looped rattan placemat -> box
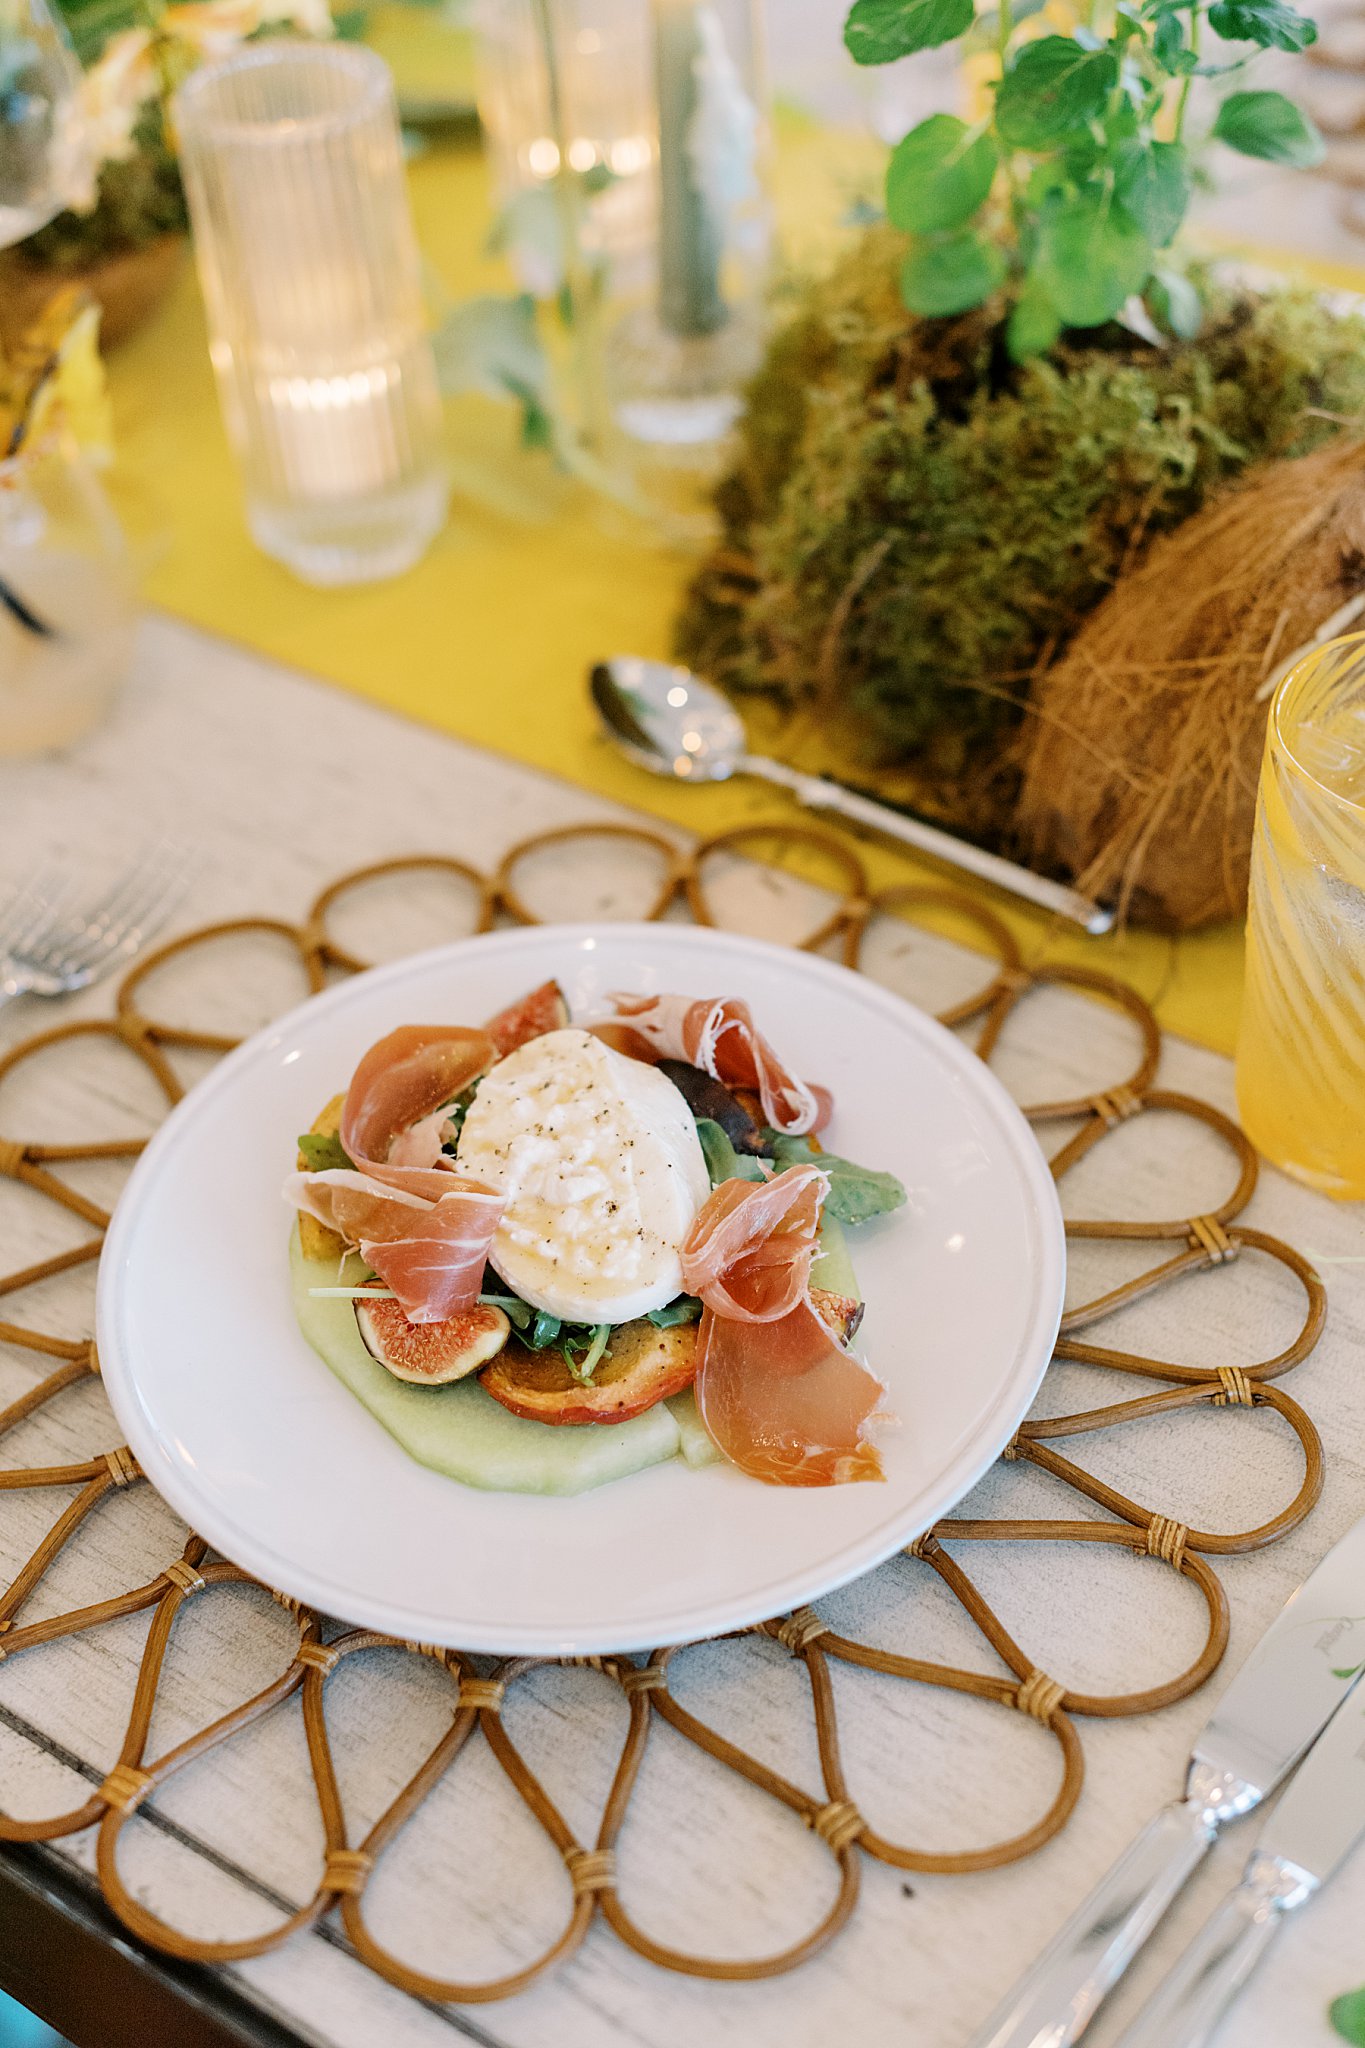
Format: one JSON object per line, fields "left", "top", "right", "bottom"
{"left": 0, "top": 821, "right": 1328, "bottom": 1998}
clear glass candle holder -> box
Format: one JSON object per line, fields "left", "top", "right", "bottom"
{"left": 474, "top": 0, "right": 771, "bottom": 489}
{"left": 175, "top": 43, "right": 448, "bottom": 588}
{"left": 0, "top": 0, "right": 82, "bottom": 249}
{"left": 0, "top": 438, "right": 136, "bottom": 756}
{"left": 1235, "top": 633, "right": 1365, "bottom": 1200}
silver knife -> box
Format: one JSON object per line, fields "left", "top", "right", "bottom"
{"left": 970, "top": 1513, "right": 1365, "bottom": 2048}
{"left": 1113, "top": 1673, "right": 1365, "bottom": 2048}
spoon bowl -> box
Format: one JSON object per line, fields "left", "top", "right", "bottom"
{"left": 591, "top": 657, "right": 745, "bottom": 783}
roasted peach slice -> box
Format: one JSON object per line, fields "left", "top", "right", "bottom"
{"left": 297, "top": 1094, "right": 347, "bottom": 1263}
{"left": 480, "top": 1319, "right": 698, "bottom": 1426}
{"left": 356, "top": 1299, "right": 510, "bottom": 1385}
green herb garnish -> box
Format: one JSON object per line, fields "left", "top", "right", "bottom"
{"left": 477, "top": 1291, "right": 534, "bottom": 1331}
{"left": 646, "top": 1296, "right": 703, "bottom": 1329}
{"left": 563, "top": 1323, "right": 613, "bottom": 1385}
{"left": 763, "top": 1131, "right": 907, "bottom": 1228}
{"left": 297, "top": 1131, "right": 353, "bottom": 1172}
{"left": 696, "top": 1118, "right": 768, "bottom": 1189}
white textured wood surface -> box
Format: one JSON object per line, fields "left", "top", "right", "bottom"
{"left": 0, "top": 614, "right": 1362, "bottom": 2048}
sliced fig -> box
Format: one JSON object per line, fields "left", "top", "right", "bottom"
{"left": 658, "top": 1059, "right": 766, "bottom": 1154}
{"left": 297, "top": 1094, "right": 347, "bottom": 1263}
{"left": 483, "top": 980, "right": 570, "bottom": 1057}
{"left": 811, "top": 1286, "right": 865, "bottom": 1347}
{"left": 356, "top": 1299, "right": 510, "bottom": 1385}
{"left": 481, "top": 1318, "right": 698, "bottom": 1426}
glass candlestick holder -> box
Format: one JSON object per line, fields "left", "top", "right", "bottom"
{"left": 473, "top": 0, "right": 771, "bottom": 508}
{"left": 176, "top": 43, "right": 447, "bottom": 588}
{"left": 0, "top": 437, "right": 136, "bottom": 757}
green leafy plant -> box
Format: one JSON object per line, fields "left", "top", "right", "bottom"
{"left": 1332, "top": 1984, "right": 1365, "bottom": 2045}
{"left": 847, "top": 0, "right": 1326, "bottom": 356}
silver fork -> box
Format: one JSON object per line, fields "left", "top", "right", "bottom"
{"left": 0, "top": 844, "right": 188, "bottom": 1015}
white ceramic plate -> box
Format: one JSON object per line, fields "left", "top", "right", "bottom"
{"left": 97, "top": 924, "right": 1064, "bottom": 1655}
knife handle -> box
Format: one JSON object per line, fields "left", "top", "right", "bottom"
{"left": 1110, "top": 1850, "right": 1317, "bottom": 2048}
{"left": 969, "top": 1792, "right": 1231, "bottom": 2048}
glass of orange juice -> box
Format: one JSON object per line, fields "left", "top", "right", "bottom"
{"left": 1236, "top": 633, "right": 1365, "bottom": 1200}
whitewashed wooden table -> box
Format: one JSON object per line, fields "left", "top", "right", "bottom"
{"left": 0, "top": 613, "right": 1362, "bottom": 2048}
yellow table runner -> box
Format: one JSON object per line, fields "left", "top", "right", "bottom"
{"left": 105, "top": 129, "right": 1362, "bottom": 1057}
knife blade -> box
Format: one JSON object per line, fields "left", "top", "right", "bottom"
{"left": 1113, "top": 1673, "right": 1365, "bottom": 2048}
{"left": 970, "top": 1512, "right": 1365, "bottom": 2048}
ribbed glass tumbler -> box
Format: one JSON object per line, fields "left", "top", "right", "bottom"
{"left": 176, "top": 43, "right": 447, "bottom": 586}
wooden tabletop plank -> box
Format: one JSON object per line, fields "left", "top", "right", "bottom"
{"left": 0, "top": 616, "right": 1361, "bottom": 2048}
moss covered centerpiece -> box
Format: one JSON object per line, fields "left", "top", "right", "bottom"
{"left": 677, "top": 0, "right": 1365, "bottom": 924}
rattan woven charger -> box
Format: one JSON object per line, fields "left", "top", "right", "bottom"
{"left": 0, "top": 821, "right": 1328, "bottom": 2001}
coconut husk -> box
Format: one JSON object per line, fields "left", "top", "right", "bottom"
{"left": 1014, "top": 433, "right": 1365, "bottom": 930}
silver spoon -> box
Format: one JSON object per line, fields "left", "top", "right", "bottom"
{"left": 591, "top": 657, "right": 1115, "bottom": 936}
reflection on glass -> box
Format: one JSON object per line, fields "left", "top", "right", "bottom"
{"left": 0, "top": 0, "right": 81, "bottom": 249}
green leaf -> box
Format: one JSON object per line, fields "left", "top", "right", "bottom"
{"left": 646, "top": 1296, "right": 704, "bottom": 1329}
{"left": 528, "top": 1309, "right": 563, "bottom": 1350}
{"left": 1114, "top": 139, "right": 1190, "bottom": 246}
{"left": 477, "top": 1290, "right": 535, "bottom": 1331}
{"left": 901, "top": 230, "right": 1007, "bottom": 316}
{"left": 1148, "top": 264, "right": 1203, "bottom": 338}
{"left": 1332, "top": 1660, "right": 1365, "bottom": 1680}
{"left": 886, "top": 115, "right": 999, "bottom": 234}
{"left": 1152, "top": 12, "right": 1199, "bottom": 71}
{"left": 695, "top": 1118, "right": 768, "bottom": 1187}
{"left": 1208, "top": 0, "right": 1316, "bottom": 49}
{"left": 995, "top": 37, "right": 1118, "bottom": 149}
{"left": 843, "top": 0, "right": 974, "bottom": 63}
{"left": 765, "top": 1133, "right": 909, "bottom": 1227}
{"left": 1007, "top": 280, "right": 1064, "bottom": 358}
{"left": 1035, "top": 188, "right": 1153, "bottom": 327}
{"left": 563, "top": 1323, "right": 612, "bottom": 1384}
{"left": 1330, "top": 1986, "right": 1365, "bottom": 2046}
{"left": 296, "top": 1131, "right": 353, "bottom": 1172}
{"left": 1212, "top": 89, "right": 1325, "bottom": 166}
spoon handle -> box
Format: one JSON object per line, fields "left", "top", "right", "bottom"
{"left": 738, "top": 753, "right": 1115, "bottom": 936}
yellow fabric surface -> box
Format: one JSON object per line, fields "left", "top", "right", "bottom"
{"left": 104, "top": 130, "right": 1359, "bottom": 1057}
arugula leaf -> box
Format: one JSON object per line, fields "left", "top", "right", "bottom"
{"left": 439, "top": 1083, "right": 481, "bottom": 1153}
{"left": 563, "top": 1323, "right": 612, "bottom": 1384}
{"left": 296, "top": 1131, "right": 353, "bottom": 1172}
{"left": 646, "top": 1296, "right": 703, "bottom": 1329}
{"left": 477, "top": 1291, "right": 534, "bottom": 1330}
{"left": 696, "top": 1118, "right": 769, "bottom": 1188}
{"left": 529, "top": 1310, "right": 563, "bottom": 1350}
{"left": 764, "top": 1133, "right": 908, "bottom": 1227}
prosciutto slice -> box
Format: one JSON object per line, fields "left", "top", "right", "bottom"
{"left": 285, "top": 1025, "right": 504, "bottom": 1324}
{"left": 604, "top": 994, "right": 831, "bottom": 1136}
{"left": 680, "top": 1166, "right": 885, "bottom": 1486}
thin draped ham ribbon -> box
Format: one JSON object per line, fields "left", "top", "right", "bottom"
{"left": 283, "top": 1025, "right": 505, "bottom": 1324}
{"left": 680, "top": 1166, "right": 885, "bottom": 1487}
{"left": 603, "top": 994, "right": 831, "bottom": 1136}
